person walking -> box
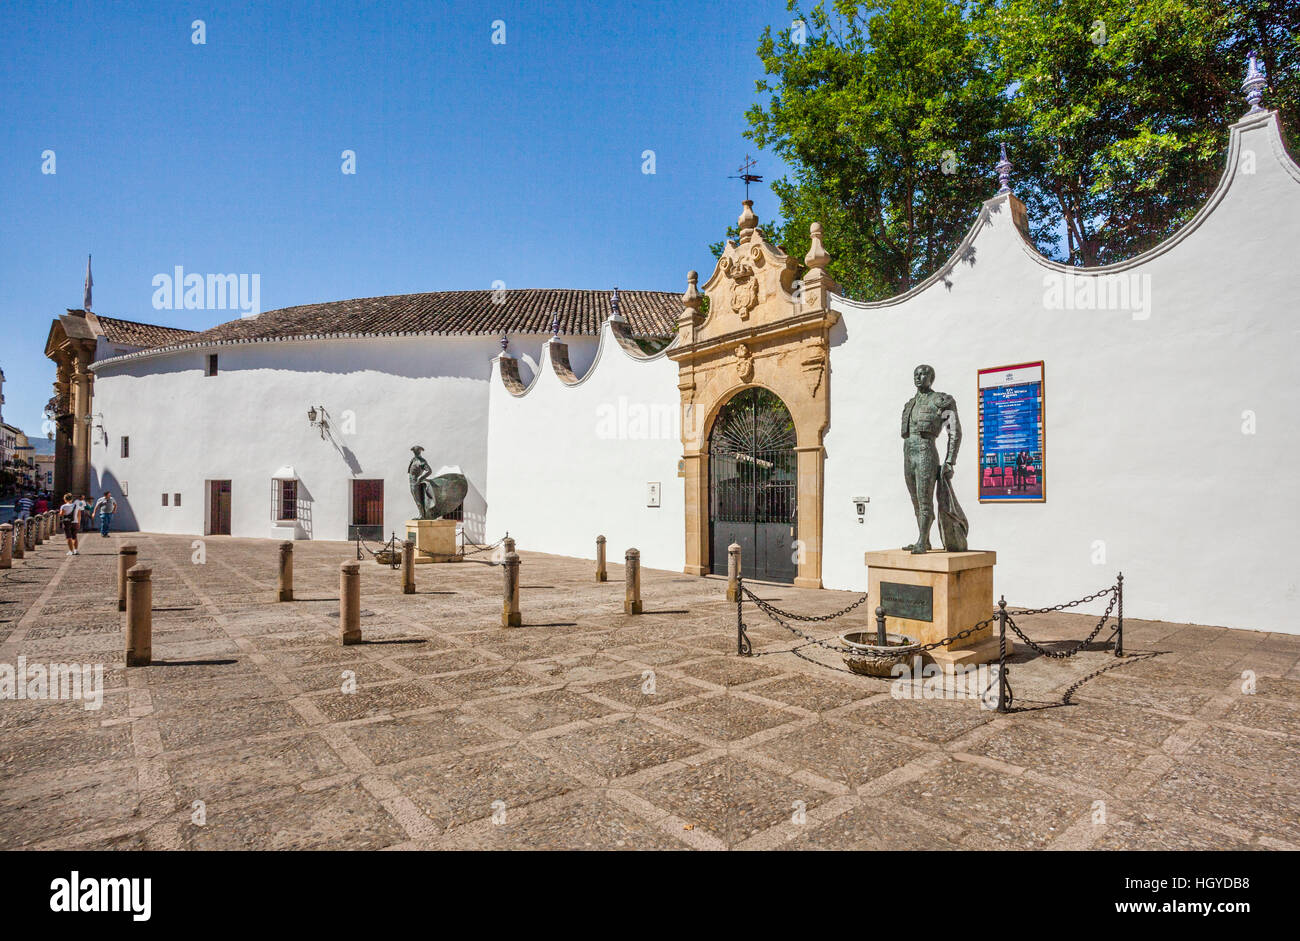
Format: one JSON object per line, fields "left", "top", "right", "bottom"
{"left": 92, "top": 491, "right": 117, "bottom": 537}
{"left": 58, "top": 492, "right": 80, "bottom": 556}
{"left": 34, "top": 493, "right": 49, "bottom": 515}
{"left": 75, "top": 494, "right": 91, "bottom": 531}
{"left": 14, "top": 491, "right": 34, "bottom": 520}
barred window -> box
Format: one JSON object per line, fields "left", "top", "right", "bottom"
{"left": 272, "top": 479, "right": 297, "bottom": 521}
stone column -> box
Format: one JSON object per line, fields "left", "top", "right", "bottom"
{"left": 340, "top": 560, "right": 362, "bottom": 644}
{"left": 624, "top": 548, "right": 642, "bottom": 614}
{"left": 595, "top": 535, "right": 607, "bottom": 582}
{"left": 401, "top": 539, "right": 415, "bottom": 594}
{"left": 117, "top": 544, "right": 138, "bottom": 611}
{"left": 726, "top": 542, "right": 741, "bottom": 602}
{"left": 278, "top": 541, "right": 293, "bottom": 602}
{"left": 681, "top": 451, "right": 708, "bottom": 576}
{"left": 502, "top": 551, "right": 521, "bottom": 627}
{"left": 125, "top": 564, "right": 153, "bottom": 667}
{"left": 70, "top": 348, "right": 93, "bottom": 497}
{"left": 794, "top": 444, "right": 825, "bottom": 589}
{"left": 52, "top": 356, "right": 71, "bottom": 497}
{"left": 0, "top": 524, "right": 11, "bottom": 569}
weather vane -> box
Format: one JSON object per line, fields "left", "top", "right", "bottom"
{"left": 729, "top": 154, "right": 763, "bottom": 200}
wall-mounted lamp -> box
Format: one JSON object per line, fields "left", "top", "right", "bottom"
{"left": 852, "top": 495, "right": 869, "bottom": 524}
{"left": 308, "top": 406, "right": 329, "bottom": 438}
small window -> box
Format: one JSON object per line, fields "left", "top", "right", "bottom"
{"left": 121, "top": 436, "right": 130, "bottom": 458}
{"left": 174, "top": 493, "right": 181, "bottom": 506}
{"left": 162, "top": 493, "right": 168, "bottom": 506}
{"left": 273, "top": 479, "right": 297, "bottom": 521}
{"left": 206, "top": 354, "right": 218, "bottom": 376}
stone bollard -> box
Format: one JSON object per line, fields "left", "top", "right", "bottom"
{"left": 12, "top": 521, "right": 24, "bottom": 560}
{"left": 502, "top": 535, "right": 516, "bottom": 557}
{"left": 726, "top": 543, "right": 742, "bottom": 602}
{"left": 595, "top": 535, "right": 607, "bottom": 582}
{"left": 624, "top": 548, "right": 642, "bottom": 615}
{"left": 340, "top": 560, "right": 362, "bottom": 645}
{"left": 0, "top": 524, "right": 11, "bottom": 569}
{"left": 42, "top": 513, "right": 51, "bottom": 540}
{"left": 502, "top": 551, "right": 521, "bottom": 627}
{"left": 117, "top": 544, "right": 138, "bottom": 612}
{"left": 24, "top": 518, "right": 36, "bottom": 552}
{"left": 278, "top": 541, "right": 294, "bottom": 602}
{"left": 125, "top": 564, "right": 153, "bottom": 667}
{"left": 33, "top": 515, "right": 44, "bottom": 546}
{"left": 402, "top": 539, "right": 415, "bottom": 594}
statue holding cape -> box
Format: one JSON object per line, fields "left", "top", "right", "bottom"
{"left": 408, "top": 446, "right": 469, "bottom": 520}
{"left": 900, "top": 365, "right": 969, "bottom": 553}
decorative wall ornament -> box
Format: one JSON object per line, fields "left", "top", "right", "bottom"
{"left": 736, "top": 343, "right": 754, "bottom": 382}
{"left": 730, "top": 264, "right": 759, "bottom": 319}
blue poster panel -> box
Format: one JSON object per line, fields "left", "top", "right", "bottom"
{"left": 977, "top": 361, "right": 1045, "bottom": 502}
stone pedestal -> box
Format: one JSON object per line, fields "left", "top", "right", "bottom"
{"left": 863, "top": 549, "right": 1010, "bottom": 670}
{"left": 405, "top": 519, "right": 462, "bottom": 564}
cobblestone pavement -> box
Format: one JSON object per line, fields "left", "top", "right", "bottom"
{"left": 2, "top": 533, "right": 1298, "bottom": 850}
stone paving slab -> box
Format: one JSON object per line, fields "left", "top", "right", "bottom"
{"left": 1, "top": 533, "right": 1298, "bottom": 850}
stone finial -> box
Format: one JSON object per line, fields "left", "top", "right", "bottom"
{"left": 500, "top": 333, "right": 509, "bottom": 353}
{"left": 609, "top": 286, "right": 625, "bottom": 323}
{"left": 682, "top": 270, "right": 702, "bottom": 313}
{"left": 550, "top": 314, "right": 560, "bottom": 340}
{"left": 995, "top": 143, "right": 1012, "bottom": 195}
{"left": 804, "top": 222, "right": 831, "bottom": 269}
{"left": 738, "top": 200, "right": 758, "bottom": 239}
{"left": 1243, "top": 50, "right": 1267, "bottom": 113}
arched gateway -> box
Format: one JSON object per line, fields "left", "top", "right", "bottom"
{"left": 709, "top": 387, "right": 797, "bottom": 583}
{"left": 669, "top": 201, "right": 839, "bottom": 589}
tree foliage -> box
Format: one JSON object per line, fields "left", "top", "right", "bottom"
{"left": 740, "top": 0, "right": 1299, "bottom": 299}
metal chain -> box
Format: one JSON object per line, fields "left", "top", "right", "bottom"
{"left": 1005, "top": 589, "right": 1118, "bottom": 660}
{"left": 744, "top": 590, "right": 871, "bottom": 623}
{"left": 1009, "top": 585, "right": 1115, "bottom": 617}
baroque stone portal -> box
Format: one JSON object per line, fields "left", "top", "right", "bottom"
{"left": 900, "top": 365, "right": 969, "bottom": 553}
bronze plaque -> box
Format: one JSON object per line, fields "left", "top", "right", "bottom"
{"left": 881, "top": 582, "right": 933, "bottom": 622}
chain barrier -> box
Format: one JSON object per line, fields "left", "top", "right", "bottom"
{"left": 1005, "top": 588, "right": 1118, "bottom": 660}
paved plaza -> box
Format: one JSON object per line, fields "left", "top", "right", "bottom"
{"left": 1, "top": 534, "right": 1298, "bottom": 851}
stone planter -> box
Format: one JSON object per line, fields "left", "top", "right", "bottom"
{"left": 840, "top": 630, "right": 920, "bottom": 677}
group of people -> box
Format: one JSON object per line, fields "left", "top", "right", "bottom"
{"left": 11, "top": 489, "right": 118, "bottom": 556}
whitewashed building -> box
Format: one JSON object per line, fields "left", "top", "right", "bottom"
{"left": 44, "top": 103, "right": 1300, "bottom": 634}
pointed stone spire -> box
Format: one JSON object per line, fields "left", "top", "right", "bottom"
{"left": 737, "top": 200, "right": 758, "bottom": 240}
{"left": 549, "top": 314, "right": 560, "bottom": 340}
{"left": 499, "top": 333, "right": 509, "bottom": 354}
{"left": 679, "top": 270, "right": 703, "bottom": 332}
{"left": 608, "top": 286, "right": 625, "bottom": 323}
{"left": 83, "top": 254, "right": 93, "bottom": 311}
{"left": 804, "top": 223, "right": 831, "bottom": 270}
{"left": 1243, "top": 50, "right": 1267, "bottom": 114}
{"left": 995, "top": 143, "right": 1012, "bottom": 195}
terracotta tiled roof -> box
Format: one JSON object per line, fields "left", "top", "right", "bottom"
{"left": 92, "top": 314, "right": 197, "bottom": 349}
{"left": 155, "top": 289, "right": 680, "bottom": 352}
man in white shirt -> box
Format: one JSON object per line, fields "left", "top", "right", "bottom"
{"left": 92, "top": 491, "right": 118, "bottom": 538}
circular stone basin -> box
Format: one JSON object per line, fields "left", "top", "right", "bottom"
{"left": 840, "top": 630, "right": 920, "bottom": 677}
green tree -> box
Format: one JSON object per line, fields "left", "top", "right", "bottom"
{"left": 741, "top": 0, "right": 1299, "bottom": 296}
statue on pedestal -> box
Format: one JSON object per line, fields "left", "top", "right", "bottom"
{"left": 900, "top": 365, "right": 968, "bottom": 553}
{"left": 408, "top": 446, "right": 468, "bottom": 520}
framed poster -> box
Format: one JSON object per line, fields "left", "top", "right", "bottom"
{"left": 977, "top": 361, "right": 1045, "bottom": 502}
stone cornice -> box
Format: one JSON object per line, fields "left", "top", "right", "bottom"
{"left": 667, "top": 308, "right": 838, "bottom": 363}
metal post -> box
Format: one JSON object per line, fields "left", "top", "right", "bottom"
{"left": 117, "top": 544, "right": 137, "bottom": 612}
{"left": 736, "top": 571, "right": 750, "bottom": 655}
{"left": 1115, "top": 571, "right": 1124, "bottom": 657}
{"left": 402, "top": 539, "right": 415, "bottom": 594}
{"left": 0, "top": 524, "right": 11, "bottom": 569}
{"left": 340, "top": 560, "right": 362, "bottom": 644}
{"left": 502, "top": 550, "right": 521, "bottom": 627}
{"left": 278, "top": 541, "right": 294, "bottom": 602}
{"left": 726, "top": 542, "right": 741, "bottom": 602}
{"left": 996, "top": 595, "right": 1009, "bottom": 713}
{"left": 624, "top": 548, "right": 642, "bottom": 614}
{"left": 595, "top": 535, "right": 607, "bottom": 582}
{"left": 875, "top": 605, "right": 888, "bottom": 647}
{"left": 125, "top": 564, "right": 153, "bottom": 667}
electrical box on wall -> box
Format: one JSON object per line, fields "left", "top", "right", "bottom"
{"left": 647, "top": 482, "right": 661, "bottom": 507}
{"left": 852, "top": 495, "right": 869, "bottom": 522}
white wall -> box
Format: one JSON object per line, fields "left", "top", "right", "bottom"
{"left": 89, "top": 332, "right": 566, "bottom": 543}
{"left": 484, "top": 323, "right": 684, "bottom": 569}
{"left": 823, "top": 111, "right": 1300, "bottom": 633}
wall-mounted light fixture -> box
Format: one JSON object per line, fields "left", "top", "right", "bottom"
{"left": 308, "top": 406, "right": 330, "bottom": 438}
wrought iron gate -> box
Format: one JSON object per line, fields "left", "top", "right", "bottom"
{"left": 709, "top": 387, "right": 798, "bottom": 583}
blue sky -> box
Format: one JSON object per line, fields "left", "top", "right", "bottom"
{"left": 0, "top": 0, "right": 797, "bottom": 433}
